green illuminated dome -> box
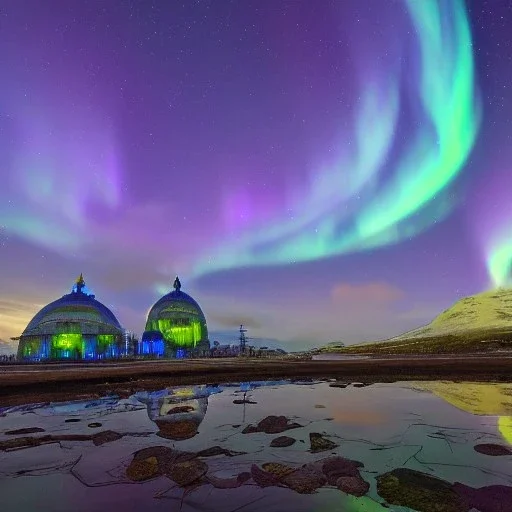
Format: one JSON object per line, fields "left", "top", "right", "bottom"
{"left": 141, "top": 276, "right": 210, "bottom": 358}
{"left": 17, "top": 274, "right": 124, "bottom": 361}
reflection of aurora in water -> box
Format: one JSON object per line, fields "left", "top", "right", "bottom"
{"left": 195, "top": 0, "right": 481, "bottom": 276}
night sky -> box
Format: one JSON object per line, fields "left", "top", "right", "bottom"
{"left": 1, "top": 0, "right": 511, "bottom": 352}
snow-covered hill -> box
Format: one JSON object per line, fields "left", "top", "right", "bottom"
{"left": 391, "top": 287, "right": 512, "bottom": 341}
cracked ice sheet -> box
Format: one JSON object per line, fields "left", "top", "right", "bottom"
{"left": 0, "top": 381, "right": 511, "bottom": 512}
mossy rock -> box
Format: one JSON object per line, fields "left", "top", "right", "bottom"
{"left": 126, "top": 456, "right": 159, "bottom": 482}
{"left": 261, "top": 462, "right": 296, "bottom": 479}
{"left": 166, "top": 459, "right": 208, "bottom": 487}
{"left": 376, "top": 469, "right": 468, "bottom": 512}
{"left": 309, "top": 432, "right": 338, "bottom": 453}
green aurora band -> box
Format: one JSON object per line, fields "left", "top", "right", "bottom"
{"left": 487, "top": 231, "right": 512, "bottom": 288}
{"left": 194, "top": 0, "right": 481, "bottom": 276}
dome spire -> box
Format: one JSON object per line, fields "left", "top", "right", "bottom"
{"left": 76, "top": 273, "right": 85, "bottom": 294}
{"left": 173, "top": 275, "right": 182, "bottom": 292}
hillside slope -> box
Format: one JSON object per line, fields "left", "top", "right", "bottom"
{"left": 392, "top": 287, "right": 512, "bottom": 340}
{"left": 324, "top": 288, "right": 512, "bottom": 354}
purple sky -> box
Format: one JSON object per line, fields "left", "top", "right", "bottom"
{"left": 0, "top": 0, "right": 511, "bottom": 352}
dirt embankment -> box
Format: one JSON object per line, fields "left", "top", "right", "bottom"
{"left": 1, "top": 356, "right": 512, "bottom": 406}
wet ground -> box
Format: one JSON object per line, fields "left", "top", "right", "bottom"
{"left": 0, "top": 380, "right": 511, "bottom": 512}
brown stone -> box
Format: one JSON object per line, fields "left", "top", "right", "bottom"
{"left": 281, "top": 468, "right": 326, "bottom": 494}
{"left": 322, "top": 456, "right": 364, "bottom": 483}
{"left": 474, "top": 443, "right": 512, "bottom": 456}
{"left": 126, "top": 457, "right": 159, "bottom": 482}
{"left": 250, "top": 464, "right": 282, "bottom": 487}
{"left": 309, "top": 432, "right": 338, "bottom": 453}
{"left": 243, "top": 415, "right": 302, "bottom": 434}
{"left": 166, "top": 459, "right": 208, "bottom": 487}
{"left": 336, "top": 475, "right": 370, "bottom": 497}
{"left": 92, "top": 430, "right": 123, "bottom": 446}
{"left": 453, "top": 482, "right": 512, "bottom": 512}
{"left": 270, "top": 436, "right": 296, "bottom": 447}
{"left": 261, "top": 462, "right": 296, "bottom": 480}
{"left": 4, "top": 427, "right": 45, "bottom": 435}
{"left": 376, "top": 468, "right": 468, "bottom": 512}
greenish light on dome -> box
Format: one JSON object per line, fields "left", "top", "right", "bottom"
{"left": 51, "top": 333, "right": 83, "bottom": 358}
{"left": 147, "top": 318, "right": 203, "bottom": 348}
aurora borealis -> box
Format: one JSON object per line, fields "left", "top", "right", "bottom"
{"left": 195, "top": 0, "right": 482, "bottom": 274}
{"left": 0, "top": 0, "right": 511, "bottom": 351}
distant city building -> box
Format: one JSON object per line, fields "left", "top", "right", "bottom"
{"left": 16, "top": 274, "right": 124, "bottom": 361}
{"left": 139, "top": 276, "right": 210, "bottom": 358}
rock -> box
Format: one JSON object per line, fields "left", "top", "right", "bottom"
{"left": 4, "top": 427, "right": 45, "bottom": 435}
{"left": 453, "top": 482, "right": 512, "bottom": 512}
{"left": 242, "top": 415, "right": 302, "bottom": 434}
{"left": 337, "top": 476, "right": 370, "bottom": 497}
{"left": 474, "top": 443, "right": 512, "bottom": 456}
{"left": 88, "top": 423, "right": 102, "bottom": 428}
{"left": 329, "top": 382, "right": 349, "bottom": 388}
{"left": 0, "top": 436, "right": 48, "bottom": 451}
{"left": 353, "top": 383, "right": 370, "bottom": 388}
{"left": 270, "top": 436, "right": 296, "bottom": 447}
{"left": 261, "top": 463, "right": 296, "bottom": 480}
{"left": 126, "top": 457, "right": 159, "bottom": 481}
{"left": 322, "top": 456, "right": 364, "bottom": 483}
{"left": 257, "top": 415, "right": 302, "bottom": 434}
{"left": 376, "top": 468, "right": 468, "bottom": 512}
{"left": 281, "top": 468, "right": 326, "bottom": 494}
{"left": 127, "top": 445, "right": 213, "bottom": 488}
{"left": 92, "top": 430, "right": 123, "bottom": 446}
{"left": 206, "top": 472, "right": 251, "bottom": 489}
{"left": 131, "top": 445, "right": 196, "bottom": 477}
{"left": 196, "top": 446, "right": 245, "bottom": 457}
{"left": 166, "top": 459, "right": 208, "bottom": 487}
{"left": 0, "top": 434, "right": 93, "bottom": 451}
{"left": 250, "top": 464, "right": 282, "bottom": 487}
{"left": 242, "top": 416, "right": 302, "bottom": 434}
{"left": 309, "top": 432, "right": 338, "bottom": 453}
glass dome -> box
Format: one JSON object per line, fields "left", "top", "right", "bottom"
{"left": 17, "top": 275, "right": 124, "bottom": 361}
{"left": 140, "top": 276, "right": 209, "bottom": 358}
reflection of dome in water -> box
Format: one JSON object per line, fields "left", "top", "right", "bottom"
{"left": 140, "top": 276, "right": 210, "bottom": 358}
{"left": 142, "top": 386, "right": 209, "bottom": 441}
{"left": 17, "top": 274, "right": 124, "bottom": 361}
